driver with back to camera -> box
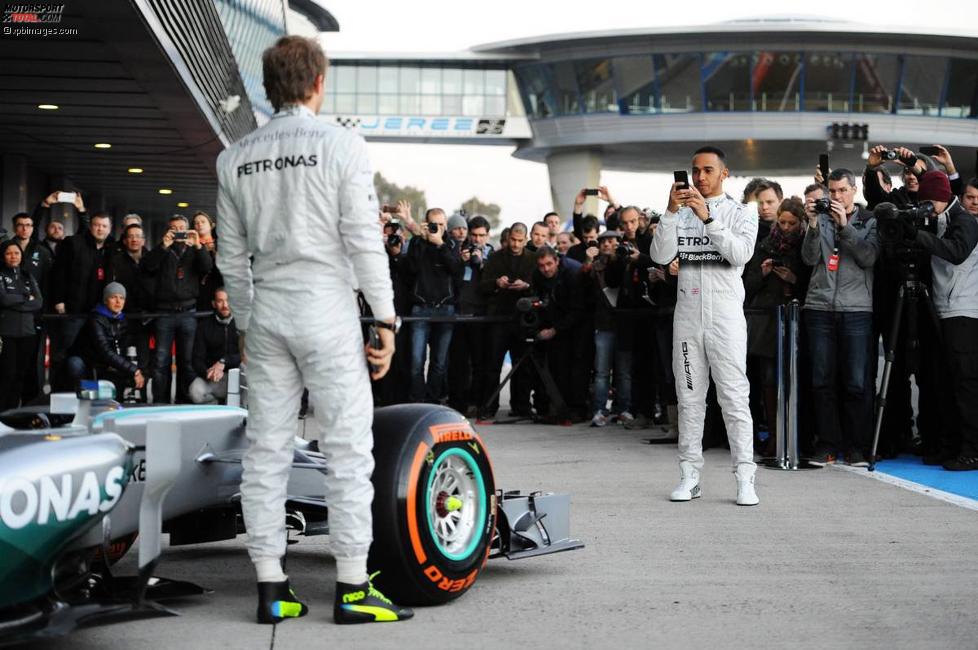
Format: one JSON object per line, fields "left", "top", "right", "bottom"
{"left": 216, "top": 36, "right": 411, "bottom": 625}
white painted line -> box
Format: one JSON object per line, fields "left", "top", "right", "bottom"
{"left": 833, "top": 464, "right": 978, "bottom": 512}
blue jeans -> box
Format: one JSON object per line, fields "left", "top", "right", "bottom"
{"left": 409, "top": 304, "right": 455, "bottom": 403}
{"left": 806, "top": 310, "right": 874, "bottom": 454}
{"left": 593, "top": 329, "right": 632, "bottom": 414}
{"left": 152, "top": 311, "right": 198, "bottom": 403}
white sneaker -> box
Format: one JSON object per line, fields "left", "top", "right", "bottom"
{"left": 669, "top": 461, "right": 701, "bottom": 501}
{"left": 590, "top": 412, "right": 609, "bottom": 427}
{"left": 617, "top": 411, "right": 635, "bottom": 425}
{"left": 735, "top": 464, "right": 759, "bottom": 506}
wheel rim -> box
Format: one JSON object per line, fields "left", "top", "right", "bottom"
{"left": 424, "top": 448, "right": 486, "bottom": 561}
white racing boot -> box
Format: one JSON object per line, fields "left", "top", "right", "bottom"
{"left": 669, "top": 461, "right": 701, "bottom": 501}
{"left": 735, "top": 464, "right": 759, "bottom": 506}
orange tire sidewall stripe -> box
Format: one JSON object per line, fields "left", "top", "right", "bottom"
{"left": 406, "top": 441, "right": 430, "bottom": 565}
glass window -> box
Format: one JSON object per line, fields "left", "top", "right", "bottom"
{"left": 378, "top": 94, "right": 399, "bottom": 115}
{"left": 378, "top": 66, "right": 399, "bottom": 93}
{"left": 421, "top": 68, "right": 441, "bottom": 94}
{"left": 335, "top": 94, "right": 355, "bottom": 114}
{"left": 334, "top": 66, "right": 356, "bottom": 93}
{"left": 752, "top": 51, "right": 802, "bottom": 112}
{"left": 325, "top": 68, "right": 337, "bottom": 94}
{"left": 485, "top": 70, "right": 507, "bottom": 95}
{"left": 614, "top": 56, "right": 656, "bottom": 114}
{"left": 943, "top": 58, "right": 978, "bottom": 118}
{"left": 462, "top": 95, "right": 484, "bottom": 116}
{"left": 399, "top": 94, "right": 420, "bottom": 114}
{"left": 356, "top": 66, "right": 377, "bottom": 94}
{"left": 804, "top": 52, "right": 853, "bottom": 112}
{"left": 464, "top": 68, "right": 485, "bottom": 95}
{"left": 443, "top": 68, "right": 463, "bottom": 94}
{"left": 654, "top": 53, "right": 702, "bottom": 113}
{"left": 421, "top": 95, "right": 441, "bottom": 115}
{"left": 515, "top": 64, "right": 554, "bottom": 118}
{"left": 484, "top": 96, "right": 506, "bottom": 116}
{"left": 898, "top": 55, "right": 944, "bottom": 116}
{"left": 321, "top": 93, "right": 335, "bottom": 114}
{"left": 852, "top": 53, "right": 900, "bottom": 113}
{"left": 399, "top": 67, "right": 420, "bottom": 95}
{"left": 442, "top": 95, "right": 462, "bottom": 115}
{"left": 356, "top": 94, "right": 377, "bottom": 114}
{"left": 552, "top": 62, "right": 580, "bottom": 115}
{"left": 703, "top": 52, "right": 751, "bottom": 112}
{"left": 575, "top": 59, "right": 617, "bottom": 113}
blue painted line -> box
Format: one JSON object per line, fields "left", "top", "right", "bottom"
{"left": 874, "top": 456, "right": 978, "bottom": 501}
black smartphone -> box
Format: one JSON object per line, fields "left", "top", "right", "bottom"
{"left": 368, "top": 325, "right": 381, "bottom": 375}
{"left": 673, "top": 170, "right": 689, "bottom": 189}
{"left": 584, "top": 188, "right": 600, "bottom": 196}
{"left": 818, "top": 154, "right": 829, "bottom": 182}
{"left": 919, "top": 146, "right": 941, "bottom": 156}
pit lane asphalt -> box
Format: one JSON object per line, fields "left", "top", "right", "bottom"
{"left": 32, "top": 419, "right": 978, "bottom": 650}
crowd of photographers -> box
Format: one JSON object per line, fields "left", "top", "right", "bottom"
{"left": 2, "top": 142, "right": 977, "bottom": 472}
{"left": 0, "top": 196, "right": 240, "bottom": 406}
{"left": 372, "top": 143, "right": 978, "bottom": 472}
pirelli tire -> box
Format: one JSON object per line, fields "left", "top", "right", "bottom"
{"left": 369, "top": 404, "right": 495, "bottom": 606}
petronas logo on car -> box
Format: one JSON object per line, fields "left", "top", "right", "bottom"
{"left": 0, "top": 467, "right": 126, "bottom": 530}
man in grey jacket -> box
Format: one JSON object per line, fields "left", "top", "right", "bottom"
{"left": 911, "top": 171, "right": 978, "bottom": 470}
{"left": 802, "top": 168, "right": 880, "bottom": 466}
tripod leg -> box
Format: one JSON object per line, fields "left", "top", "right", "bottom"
{"left": 481, "top": 348, "right": 530, "bottom": 418}
{"left": 870, "top": 286, "right": 905, "bottom": 471}
{"left": 530, "top": 349, "right": 569, "bottom": 421}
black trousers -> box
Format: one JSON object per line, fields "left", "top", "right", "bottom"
{"left": 447, "top": 321, "right": 491, "bottom": 413}
{"left": 940, "top": 317, "right": 978, "bottom": 458}
{"left": 0, "top": 334, "right": 38, "bottom": 411}
{"left": 483, "top": 323, "right": 532, "bottom": 417}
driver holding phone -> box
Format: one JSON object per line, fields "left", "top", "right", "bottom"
{"left": 650, "top": 146, "right": 760, "bottom": 506}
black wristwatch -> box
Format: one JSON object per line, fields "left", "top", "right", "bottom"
{"left": 374, "top": 317, "right": 402, "bottom": 334}
{"left": 702, "top": 217, "right": 714, "bottom": 225}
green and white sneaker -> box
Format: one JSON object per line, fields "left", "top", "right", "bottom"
{"left": 256, "top": 580, "right": 309, "bottom": 624}
{"left": 334, "top": 572, "right": 414, "bottom": 624}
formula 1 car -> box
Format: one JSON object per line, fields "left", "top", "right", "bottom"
{"left": 0, "top": 379, "right": 582, "bottom": 646}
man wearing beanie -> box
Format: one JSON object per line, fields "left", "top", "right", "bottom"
{"left": 65, "top": 281, "right": 145, "bottom": 397}
{"left": 911, "top": 170, "right": 978, "bottom": 470}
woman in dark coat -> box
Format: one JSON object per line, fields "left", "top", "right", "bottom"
{"left": 743, "top": 197, "right": 810, "bottom": 453}
{"left": 0, "top": 239, "right": 43, "bottom": 409}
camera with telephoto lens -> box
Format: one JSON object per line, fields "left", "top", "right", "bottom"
{"left": 814, "top": 198, "right": 832, "bottom": 214}
{"left": 874, "top": 201, "right": 936, "bottom": 245}
{"left": 386, "top": 233, "right": 402, "bottom": 248}
{"left": 615, "top": 242, "right": 635, "bottom": 260}
{"left": 516, "top": 296, "right": 549, "bottom": 332}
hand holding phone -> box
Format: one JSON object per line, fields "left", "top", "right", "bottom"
{"left": 56, "top": 192, "right": 77, "bottom": 204}
{"left": 818, "top": 154, "right": 830, "bottom": 184}
{"left": 673, "top": 171, "right": 689, "bottom": 190}
{"left": 584, "top": 188, "right": 600, "bottom": 196}
{"left": 919, "top": 146, "right": 941, "bottom": 156}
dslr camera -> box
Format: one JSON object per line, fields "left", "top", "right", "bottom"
{"left": 814, "top": 198, "right": 832, "bottom": 214}
{"left": 615, "top": 241, "right": 635, "bottom": 260}
{"left": 873, "top": 201, "right": 936, "bottom": 245}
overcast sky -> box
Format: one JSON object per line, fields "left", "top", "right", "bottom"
{"left": 319, "top": 0, "right": 973, "bottom": 230}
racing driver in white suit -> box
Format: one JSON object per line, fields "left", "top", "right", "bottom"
{"left": 649, "top": 146, "right": 760, "bottom": 506}
{"left": 216, "top": 36, "right": 412, "bottom": 624}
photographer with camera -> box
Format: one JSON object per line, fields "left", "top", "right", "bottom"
{"left": 572, "top": 186, "right": 621, "bottom": 236}
{"left": 650, "top": 146, "right": 759, "bottom": 506}
{"left": 567, "top": 215, "right": 600, "bottom": 263}
{"left": 370, "top": 207, "right": 412, "bottom": 406}
{"left": 582, "top": 230, "right": 630, "bottom": 426}
{"left": 480, "top": 222, "right": 535, "bottom": 419}
{"left": 862, "top": 145, "right": 963, "bottom": 211}
{"left": 448, "top": 215, "right": 494, "bottom": 416}
{"left": 527, "top": 246, "right": 586, "bottom": 421}
{"left": 802, "top": 169, "right": 880, "bottom": 466}
{"left": 901, "top": 171, "right": 978, "bottom": 470}
{"left": 143, "top": 213, "right": 213, "bottom": 403}
{"left": 743, "top": 197, "right": 810, "bottom": 455}
{"left": 405, "top": 207, "right": 462, "bottom": 404}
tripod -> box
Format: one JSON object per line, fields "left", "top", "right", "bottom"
{"left": 481, "top": 334, "right": 568, "bottom": 422}
{"left": 869, "top": 274, "right": 942, "bottom": 471}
